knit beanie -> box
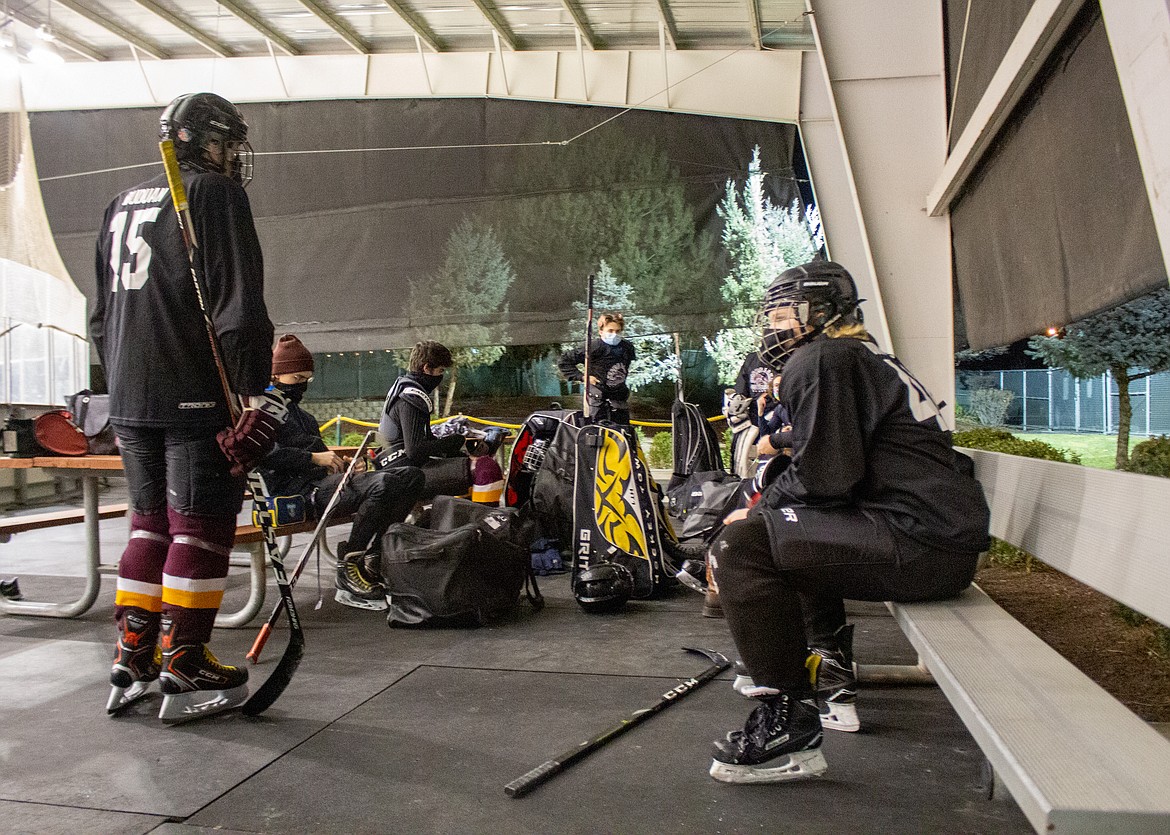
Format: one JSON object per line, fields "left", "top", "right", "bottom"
{"left": 272, "top": 334, "right": 314, "bottom": 376}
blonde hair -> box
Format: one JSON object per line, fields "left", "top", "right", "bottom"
{"left": 825, "top": 320, "right": 870, "bottom": 340}
{"left": 598, "top": 313, "right": 625, "bottom": 331}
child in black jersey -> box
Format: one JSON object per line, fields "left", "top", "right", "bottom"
{"left": 558, "top": 313, "right": 636, "bottom": 425}
{"left": 707, "top": 261, "right": 990, "bottom": 784}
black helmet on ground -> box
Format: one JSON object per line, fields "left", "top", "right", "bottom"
{"left": 573, "top": 562, "right": 635, "bottom": 613}
{"left": 757, "top": 260, "right": 863, "bottom": 372}
{"left": 159, "top": 92, "right": 253, "bottom": 186}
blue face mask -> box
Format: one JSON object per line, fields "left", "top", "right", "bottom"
{"left": 601, "top": 332, "right": 622, "bottom": 346}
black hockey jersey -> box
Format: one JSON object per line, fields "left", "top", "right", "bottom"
{"left": 91, "top": 169, "right": 273, "bottom": 428}
{"left": 558, "top": 338, "right": 635, "bottom": 402}
{"left": 757, "top": 335, "right": 990, "bottom": 554}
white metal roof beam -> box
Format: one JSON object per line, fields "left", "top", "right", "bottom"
{"left": 215, "top": 0, "right": 302, "bottom": 56}
{"left": 926, "top": 0, "right": 1085, "bottom": 216}
{"left": 744, "top": 0, "right": 762, "bottom": 49}
{"left": 379, "top": 0, "right": 446, "bottom": 53}
{"left": 469, "top": 0, "right": 520, "bottom": 51}
{"left": 52, "top": 0, "right": 169, "bottom": 60}
{"left": 6, "top": 8, "right": 105, "bottom": 61}
{"left": 295, "top": 0, "right": 371, "bottom": 54}
{"left": 654, "top": 0, "right": 680, "bottom": 49}
{"left": 560, "top": 0, "right": 599, "bottom": 50}
{"left": 127, "top": 0, "right": 234, "bottom": 57}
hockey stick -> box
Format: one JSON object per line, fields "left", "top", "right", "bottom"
{"left": 246, "top": 430, "right": 376, "bottom": 664}
{"left": 581, "top": 273, "right": 595, "bottom": 420}
{"left": 504, "top": 647, "right": 730, "bottom": 798}
{"left": 159, "top": 139, "right": 300, "bottom": 714}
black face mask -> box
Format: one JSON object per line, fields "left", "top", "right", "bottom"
{"left": 275, "top": 381, "right": 309, "bottom": 403}
{"left": 417, "top": 372, "right": 444, "bottom": 392}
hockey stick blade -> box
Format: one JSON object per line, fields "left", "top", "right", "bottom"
{"left": 504, "top": 647, "right": 729, "bottom": 798}
{"left": 241, "top": 471, "right": 305, "bottom": 717}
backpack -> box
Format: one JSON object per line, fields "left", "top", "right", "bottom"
{"left": 667, "top": 399, "right": 725, "bottom": 491}
{"left": 64, "top": 390, "right": 118, "bottom": 455}
{"left": 379, "top": 496, "right": 543, "bottom": 627}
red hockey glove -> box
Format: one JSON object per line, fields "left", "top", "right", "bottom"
{"left": 216, "top": 388, "right": 289, "bottom": 477}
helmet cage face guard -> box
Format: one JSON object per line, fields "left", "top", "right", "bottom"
{"left": 161, "top": 94, "right": 253, "bottom": 187}
{"left": 756, "top": 274, "right": 856, "bottom": 372}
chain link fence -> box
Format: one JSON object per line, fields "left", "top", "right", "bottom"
{"left": 956, "top": 369, "right": 1170, "bottom": 435}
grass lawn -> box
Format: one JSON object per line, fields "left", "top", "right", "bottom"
{"left": 1013, "top": 432, "right": 1142, "bottom": 470}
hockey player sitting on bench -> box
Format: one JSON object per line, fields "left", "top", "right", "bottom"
{"left": 376, "top": 341, "right": 473, "bottom": 500}
{"left": 259, "top": 335, "right": 424, "bottom": 611}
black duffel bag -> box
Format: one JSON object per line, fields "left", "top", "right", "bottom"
{"left": 379, "top": 496, "right": 543, "bottom": 627}
{"left": 666, "top": 469, "right": 743, "bottom": 542}
{"left": 65, "top": 390, "right": 118, "bottom": 455}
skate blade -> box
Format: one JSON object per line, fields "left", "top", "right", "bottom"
{"left": 106, "top": 680, "right": 154, "bottom": 715}
{"left": 821, "top": 701, "right": 860, "bottom": 732}
{"left": 675, "top": 569, "right": 708, "bottom": 594}
{"left": 709, "top": 748, "right": 828, "bottom": 784}
{"left": 732, "top": 674, "right": 754, "bottom": 697}
{"left": 159, "top": 684, "right": 249, "bottom": 724}
{"left": 333, "top": 589, "right": 389, "bottom": 611}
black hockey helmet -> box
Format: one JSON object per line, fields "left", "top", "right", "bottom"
{"left": 573, "top": 562, "right": 634, "bottom": 613}
{"left": 757, "top": 260, "right": 862, "bottom": 371}
{"left": 159, "top": 92, "right": 253, "bottom": 186}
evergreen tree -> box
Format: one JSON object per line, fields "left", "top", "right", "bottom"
{"left": 1027, "top": 288, "right": 1170, "bottom": 468}
{"left": 494, "top": 128, "right": 719, "bottom": 325}
{"left": 705, "top": 147, "right": 821, "bottom": 382}
{"left": 559, "top": 260, "right": 676, "bottom": 392}
{"left": 407, "top": 217, "right": 515, "bottom": 415}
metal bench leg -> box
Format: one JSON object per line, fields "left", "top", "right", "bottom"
{"left": 215, "top": 541, "right": 267, "bottom": 628}
{"left": 0, "top": 475, "right": 104, "bottom": 618}
{"left": 857, "top": 657, "right": 934, "bottom": 686}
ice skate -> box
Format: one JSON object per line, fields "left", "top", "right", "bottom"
{"left": 811, "top": 625, "right": 859, "bottom": 732}
{"left": 709, "top": 692, "right": 827, "bottom": 783}
{"left": 158, "top": 643, "right": 249, "bottom": 724}
{"left": 107, "top": 609, "right": 161, "bottom": 715}
{"left": 334, "top": 542, "right": 388, "bottom": 611}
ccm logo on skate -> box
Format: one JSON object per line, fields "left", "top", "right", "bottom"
{"left": 664, "top": 678, "right": 699, "bottom": 699}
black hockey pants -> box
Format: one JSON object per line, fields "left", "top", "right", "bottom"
{"left": 711, "top": 508, "right": 978, "bottom": 694}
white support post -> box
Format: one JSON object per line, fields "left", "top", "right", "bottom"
{"left": 415, "top": 34, "right": 433, "bottom": 95}
{"left": 576, "top": 30, "right": 588, "bottom": 102}
{"left": 493, "top": 30, "right": 510, "bottom": 96}
{"left": 1099, "top": 0, "right": 1170, "bottom": 290}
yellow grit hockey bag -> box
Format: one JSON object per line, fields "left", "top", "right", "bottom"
{"left": 570, "top": 423, "right": 682, "bottom": 612}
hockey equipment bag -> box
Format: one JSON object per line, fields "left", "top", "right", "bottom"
{"left": 65, "top": 390, "right": 118, "bottom": 455}
{"left": 570, "top": 423, "right": 682, "bottom": 608}
{"left": 529, "top": 416, "right": 582, "bottom": 548}
{"left": 380, "top": 495, "right": 543, "bottom": 627}
{"left": 668, "top": 399, "right": 724, "bottom": 490}
{"left": 504, "top": 407, "right": 578, "bottom": 509}
{"left": 666, "top": 469, "right": 743, "bottom": 543}
{"left": 33, "top": 410, "right": 88, "bottom": 456}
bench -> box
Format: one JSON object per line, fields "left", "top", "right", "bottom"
{"left": 0, "top": 503, "right": 130, "bottom": 542}
{"left": 880, "top": 450, "right": 1170, "bottom": 833}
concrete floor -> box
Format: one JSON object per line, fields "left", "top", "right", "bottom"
{"left": 0, "top": 483, "right": 1032, "bottom": 834}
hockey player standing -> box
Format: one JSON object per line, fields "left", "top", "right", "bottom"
{"left": 557, "top": 312, "right": 635, "bottom": 425}
{"left": 707, "top": 261, "right": 990, "bottom": 783}
{"left": 94, "top": 93, "right": 283, "bottom": 722}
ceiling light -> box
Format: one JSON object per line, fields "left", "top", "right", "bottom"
{"left": 35, "top": 24, "right": 55, "bottom": 42}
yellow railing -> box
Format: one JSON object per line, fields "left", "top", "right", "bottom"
{"left": 317, "top": 411, "right": 724, "bottom": 441}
